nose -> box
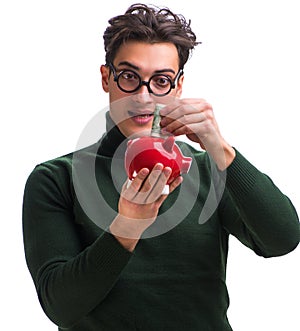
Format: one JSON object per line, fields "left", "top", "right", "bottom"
{"left": 133, "top": 83, "right": 153, "bottom": 104}
{"left": 139, "top": 81, "right": 151, "bottom": 94}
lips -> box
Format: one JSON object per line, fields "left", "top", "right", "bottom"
{"left": 128, "top": 110, "right": 154, "bottom": 125}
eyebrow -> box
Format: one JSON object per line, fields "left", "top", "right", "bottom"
{"left": 117, "top": 61, "right": 176, "bottom": 75}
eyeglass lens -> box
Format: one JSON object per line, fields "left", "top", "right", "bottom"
{"left": 117, "top": 70, "right": 172, "bottom": 95}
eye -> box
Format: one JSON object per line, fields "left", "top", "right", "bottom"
{"left": 152, "top": 75, "right": 171, "bottom": 88}
{"left": 120, "top": 71, "right": 139, "bottom": 82}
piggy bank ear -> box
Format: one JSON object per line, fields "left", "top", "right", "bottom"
{"left": 162, "top": 136, "right": 175, "bottom": 153}
{"left": 127, "top": 140, "right": 133, "bottom": 147}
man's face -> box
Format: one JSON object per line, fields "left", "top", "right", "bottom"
{"left": 100, "top": 41, "right": 183, "bottom": 137}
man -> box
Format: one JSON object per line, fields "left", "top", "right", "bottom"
{"left": 23, "top": 4, "right": 299, "bottom": 330}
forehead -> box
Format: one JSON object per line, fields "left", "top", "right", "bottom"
{"left": 113, "top": 41, "right": 180, "bottom": 72}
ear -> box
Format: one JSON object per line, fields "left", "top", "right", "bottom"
{"left": 100, "top": 65, "right": 110, "bottom": 93}
{"left": 175, "top": 74, "right": 184, "bottom": 98}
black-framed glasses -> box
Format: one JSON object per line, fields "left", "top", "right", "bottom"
{"left": 108, "top": 63, "right": 183, "bottom": 97}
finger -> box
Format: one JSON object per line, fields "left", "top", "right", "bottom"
{"left": 144, "top": 166, "right": 172, "bottom": 203}
{"left": 137, "top": 163, "right": 162, "bottom": 191}
{"left": 160, "top": 98, "right": 210, "bottom": 116}
{"left": 171, "top": 122, "right": 211, "bottom": 137}
{"left": 162, "top": 113, "right": 205, "bottom": 135}
{"left": 160, "top": 105, "right": 203, "bottom": 132}
{"left": 160, "top": 100, "right": 213, "bottom": 129}
{"left": 122, "top": 168, "right": 149, "bottom": 201}
{"left": 154, "top": 175, "right": 183, "bottom": 206}
{"left": 168, "top": 175, "right": 183, "bottom": 193}
{"left": 127, "top": 163, "right": 164, "bottom": 205}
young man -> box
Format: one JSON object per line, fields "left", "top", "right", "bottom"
{"left": 23, "top": 4, "right": 299, "bottom": 330}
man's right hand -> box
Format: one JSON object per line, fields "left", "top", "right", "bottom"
{"left": 109, "top": 163, "right": 183, "bottom": 251}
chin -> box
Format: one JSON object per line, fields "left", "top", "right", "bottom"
{"left": 121, "top": 124, "right": 152, "bottom": 138}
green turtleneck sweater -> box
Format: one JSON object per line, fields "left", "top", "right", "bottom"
{"left": 22, "top": 118, "right": 299, "bottom": 331}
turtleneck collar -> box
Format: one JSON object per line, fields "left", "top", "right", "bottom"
{"left": 97, "top": 112, "right": 127, "bottom": 157}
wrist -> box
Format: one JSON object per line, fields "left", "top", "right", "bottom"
{"left": 220, "top": 143, "right": 236, "bottom": 170}
{"left": 111, "top": 234, "right": 139, "bottom": 252}
{"left": 202, "top": 139, "right": 236, "bottom": 171}
{"left": 109, "top": 214, "right": 152, "bottom": 251}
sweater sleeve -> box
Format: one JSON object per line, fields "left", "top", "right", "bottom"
{"left": 220, "top": 149, "right": 300, "bottom": 257}
{"left": 22, "top": 163, "right": 132, "bottom": 328}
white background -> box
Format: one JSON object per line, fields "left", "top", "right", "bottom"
{"left": 1, "top": 0, "right": 299, "bottom": 330}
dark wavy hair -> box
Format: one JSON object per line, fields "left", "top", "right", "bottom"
{"left": 103, "top": 3, "right": 200, "bottom": 69}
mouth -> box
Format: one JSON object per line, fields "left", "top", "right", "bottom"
{"left": 128, "top": 110, "right": 154, "bottom": 125}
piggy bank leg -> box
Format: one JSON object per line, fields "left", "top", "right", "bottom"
{"left": 161, "top": 185, "right": 169, "bottom": 195}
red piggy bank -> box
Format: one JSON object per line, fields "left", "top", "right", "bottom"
{"left": 124, "top": 135, "right": 192, "bottom": 185}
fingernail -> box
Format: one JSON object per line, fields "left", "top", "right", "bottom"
{"left": 163, "top": 167, "right": 172, "bottom": 175}
{"left": 140, "top": 168, "right": 149, "bottom": 176}
{"left": 161, "top": 127, "right": 169, "bottom": 134}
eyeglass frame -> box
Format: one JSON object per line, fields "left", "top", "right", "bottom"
{"left": 108, "top": 62, "right": 184, "bottom": 97}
